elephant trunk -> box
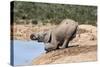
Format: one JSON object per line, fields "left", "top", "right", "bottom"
{"left": 30, "top": 34, "right": 38, "bottom": 40}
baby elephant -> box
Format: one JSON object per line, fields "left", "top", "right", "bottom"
{"left": 30, "top": 19, "right": 78, "bottom": 52}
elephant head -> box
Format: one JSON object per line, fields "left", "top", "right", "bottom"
{"left": 30, "top": 31, "right": 52, "bottom": 43}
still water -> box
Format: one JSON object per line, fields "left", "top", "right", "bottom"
{"left": 13, "top": 40, "right": 45, "bottom": 66}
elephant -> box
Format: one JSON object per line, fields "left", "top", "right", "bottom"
{"left": 30, "top": 19, "right": 79, "bottom": 52}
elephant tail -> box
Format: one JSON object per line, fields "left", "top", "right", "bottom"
{"left": 76, "top": 25, "right": 80, "bottom": 38}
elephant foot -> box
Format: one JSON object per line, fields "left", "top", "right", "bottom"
{"left": 59, "top": 46, "right": 65, "bottom": 49}
{"left": 45, "top": 48, "right": 53, "bottom": 53}
{"left": 59, "top": 45, "right": 68, "bottom": 49}
{"left": 45, "top": 47, "right": 56, "bottom": 53}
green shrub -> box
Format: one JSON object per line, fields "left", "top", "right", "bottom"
{"left": 11, "top": 1, "right": 97, "bottom": 26}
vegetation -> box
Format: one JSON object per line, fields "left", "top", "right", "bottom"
{"left": 11, "top": 1, "right": 97, "bottom": 25}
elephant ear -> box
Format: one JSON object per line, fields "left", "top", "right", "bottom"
{"left": 43, "top": 31, "right": 52, "bottom": 43}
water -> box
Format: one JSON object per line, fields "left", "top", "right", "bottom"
{"left": 12, "top": 40, "right": 45, "bottom": 66}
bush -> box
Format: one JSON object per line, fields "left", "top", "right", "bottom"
{"left": 11, "top": 1, "right": 97, "bottom": 25}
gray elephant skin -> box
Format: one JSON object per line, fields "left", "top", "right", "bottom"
{"left": 30, "top": 19, "right": 78, "bottom": 52}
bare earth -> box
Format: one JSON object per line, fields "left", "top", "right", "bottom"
{"left": 32, "top": 45, "right": 97, "bottom": 64}
{"left": 12, "top": 24, "right": 97, "bottom": 65}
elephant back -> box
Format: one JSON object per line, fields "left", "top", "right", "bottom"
{"left": 61, "top": 19, "right": 78, "bottom": 25}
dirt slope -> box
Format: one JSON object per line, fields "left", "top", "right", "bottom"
{"left": 32, "top": 24, "right": 97, "bottom": 65}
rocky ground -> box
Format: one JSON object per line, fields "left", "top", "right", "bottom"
{"left": 12, "top": 24, "right": 97, "bottom": 65}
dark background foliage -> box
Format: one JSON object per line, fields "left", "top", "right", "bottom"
{"left": 12, "top": 1, "right": 97, "bottom": 25}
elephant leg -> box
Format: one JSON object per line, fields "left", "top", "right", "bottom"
{"left": 45, "top": 43, "right": 57, "bottom": 52}
{"left": 70, "top": 26, "right": 78, "bottom": 40}
{"left": 59, "top": 39, "right": 69, "bottom": 49}
{"left": 70, "top": 32, "right": 76, "bottom": 41}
